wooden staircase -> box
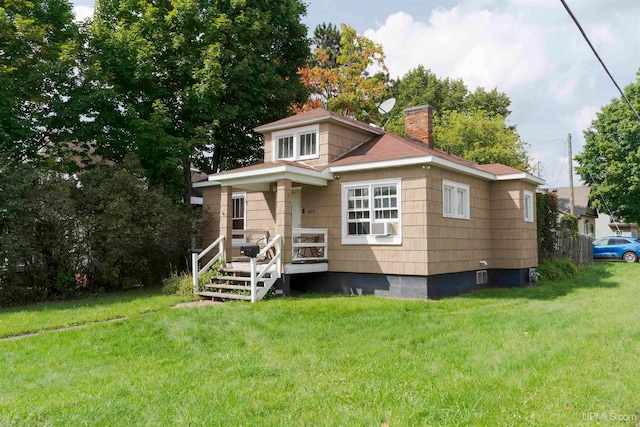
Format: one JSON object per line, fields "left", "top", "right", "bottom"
{"left": 193, "top": 234, "right": 282, "bottom": 303}
{"left": 197, "top": 262, "right": 279, "bottom": 302}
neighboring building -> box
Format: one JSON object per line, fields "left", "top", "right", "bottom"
{"left": 596, "top": 214, "right": 638, "bottom": 238}
{"left": 195, "top": 106, "right": 544, "bottom": 299}
{"left": 549, "top": 186, "right": 638, "bottom": 238}
{"left": 548, "top": 186, "right": 598, "bottom": 237}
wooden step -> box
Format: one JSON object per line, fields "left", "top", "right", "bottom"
{"left": 223, "top": 263, "right": 275, "bottom": 274}
{"left": 210, "top": 275, "right": 266, "bottom": 283}
{"left": 204, "top": 283, "right": 254, "bottom": 291}
{"left": 197, "top": 291, "right": 252, "bottom": 301}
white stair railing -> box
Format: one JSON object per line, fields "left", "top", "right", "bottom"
{"left": 250, "top": 234, "right": 282, "bottom": 303}
{"left": 191, "top": 236, "right": 225, "bottom": 293}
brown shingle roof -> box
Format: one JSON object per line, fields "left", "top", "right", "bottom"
{"left": 254, "top": 108, "right": 383, "bottom": 135}
{"left": 548, "top": 186, "right": 596, "bottom": 217}
{"left": 328, "top": 132, "right": 479, "bottom": 170}
{"left": 476, "top": 164, "right": 525, "bottom": 175}
{"left": 224, "top": 107, "right": 536, "bottom": 181}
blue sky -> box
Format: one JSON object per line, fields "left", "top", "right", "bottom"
{"left": 70, "top": 0, "right": 640, "bottom": 188}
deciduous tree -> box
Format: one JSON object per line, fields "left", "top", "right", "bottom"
{"left": 83, "top": 0, "right": 309, "bottom": 200}
{"left": 575, "top": 71, "right": 640, "bottom": 223}
{"left": 433, "top": 110, "right": 530, "bottom": 171}
{"left": 297, "top": 23, "right": 388, "bottom": 122}
{"left": 0, "top": 0, "right": 79, "bottom": 163}
{"left": 386, "top": 66, "right": 511, "bottom": 134}
{"left": 385, "top": 66, "right": 530, "bottom": 171}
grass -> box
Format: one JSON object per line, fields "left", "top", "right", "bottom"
{"left": 0, "top": 288, "right": 195, "bottom": 338}
{"left": 1, "top": 262, "right": 639, "bottom": 426}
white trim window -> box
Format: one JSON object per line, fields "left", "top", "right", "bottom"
{"left": 524, "top": 190, "right": 534, "bottom": 222}
{"left": 272, "top": 125, "right": 319, "bottom": 161}
{"left": 232, "top": 192, "right": 246, "bottom": 245}
{"left": 443, "top": 180, "right": 470, "bottom": 220}
{"left": 341, "top": 178, "right": 402, "bottom": 245}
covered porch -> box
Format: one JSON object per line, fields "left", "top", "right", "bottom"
{"left": 192, "top": 163, "right": 334, "bottom": 301}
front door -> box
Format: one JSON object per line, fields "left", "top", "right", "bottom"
{"left": 291, "top": 187, "right": 302, "bottom": 229}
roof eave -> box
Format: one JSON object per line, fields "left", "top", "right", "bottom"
{"left": 254, "top": 114, "right": 384, "bottom": 136}
{"left": 330, "top": 156, "right": 495, "bottom": 181}
{"left": 495, "top": 172, "right": 546, "bottom": 185}
{"left": 330, "top": 156, "right": 546, "bottom": 184}
{"left": 193, "top": 164, "right": 333, "bottom": 190}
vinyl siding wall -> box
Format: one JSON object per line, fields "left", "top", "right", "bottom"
{"left": 490, "top": 181, "right": 538, "bottom": 269}
{"left": 262, "top": 123, "right": 372, "bottom": 165}
{"left": 425, "top": 167, "right": 493, "bottom": 275}
{"left": 200, "top": 167, "right": 537, "bottom": 277}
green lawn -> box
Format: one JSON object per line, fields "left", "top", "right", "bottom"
{"left": 1, "top": 263, "right": 639, "bottom": 426}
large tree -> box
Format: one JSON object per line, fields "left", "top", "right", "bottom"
{"left": 387, "top": 66, "right": 529, "bottom": 170}
{"left": 297, "top": 23, "right": 388, "bottom": 122}
{"left": 433, "top": 110, "right": 530, "bottom": 171}
{"left": 575, "top": 71, "right": 640, "bottom": 223}
{"left": 0, "top": 0, "right": 79, "bottom": 163}
{"left": 386, "top": 66, "right": 511, "bottom": 134}
{"left": 82, "top": 0, "right": 310, "bottom": 200}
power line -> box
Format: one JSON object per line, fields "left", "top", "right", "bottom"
{"left": 529, "top": 138, "right": 565, "bottom": 147}
{"left": 560, "top": 0, "right": 640, "bottom": 122}
{"left": 546, "top": 139, "right": 567, "bottom": 187}
{"left": 586, "top": 169, "right": 622, "bottom": 235}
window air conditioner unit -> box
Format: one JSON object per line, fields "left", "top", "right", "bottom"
{"left": 370, "top": 222, "right": 392, "bottom": 236}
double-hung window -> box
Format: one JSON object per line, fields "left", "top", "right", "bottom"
{"left": 277, "top": 136, "right": 294, "bottom": 159}
{"left": 232, "top": 192, "right": 246, "bottom": 245}
{"left": 442, "top": 180, "right": 470, "bottom": 219}
{"left": 523, "top": 190, "right": 534, "bottom": 222}
{"left": 273, "top": 125, "right": 319, "bottom": 161}
{"left": 342, "top": 178, "right": 402, "bottom": 245}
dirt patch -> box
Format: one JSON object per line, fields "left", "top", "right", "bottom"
{"left": 173, "top": 299, "right": 222, "bottom": 309}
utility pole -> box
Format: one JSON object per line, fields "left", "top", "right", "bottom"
{"left": 568, "top": 133, "right": 575, "bottom": 215}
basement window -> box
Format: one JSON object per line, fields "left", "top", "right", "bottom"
{"left": 476, "top": 270, "right": 488, "bottom": 285}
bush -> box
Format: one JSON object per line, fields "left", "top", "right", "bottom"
{"left": 162, "top": 273, "right": 195, "bottom": 297}
{"left": 536, "top": 191, "right": 558, "bottom": 261}
{"left": 73, "top": 155, "right": 194, "bottom": 292}
{"left": 0, "top": 156, "right": 196, "bottom": 306}
{"left": 0, "top": 163, "right": 82, "bottom": 300}
{"left": 537, "top": 258, "right": 579, "bottom": 282}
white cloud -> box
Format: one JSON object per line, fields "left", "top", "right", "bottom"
{"left": 590, "top": 24, "right": 615, "bottom": 44}
{"left": 573, "top": 106, "right": 598, "bottom": 148}
{"left": 549, "top": 78, "right": 577, "bottom": 103}
{"left": 510, "top": 0, "right": 557, "bottom": 6}
{"left": 73, "top": 5, "right": 94, "bottom": 22}
{"left": 364, "top": 8, "right": 552, "bottom": 91}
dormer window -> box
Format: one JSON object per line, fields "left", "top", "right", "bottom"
{"left": 278, "top": 136, "right": 294, "bottom": 159}
{"left": 273, "top": 125, "right": 319, "bottom": 161}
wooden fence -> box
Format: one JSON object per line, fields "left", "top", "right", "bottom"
{"left": 555, "top": 232, "right": 593, "bottom": 265}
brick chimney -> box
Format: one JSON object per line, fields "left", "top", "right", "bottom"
{"left": 404, "top": 105, "right": 434, "bottom": 149}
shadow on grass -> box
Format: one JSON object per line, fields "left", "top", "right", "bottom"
{"left": 462, "top": 262, "right": 619, "bottom": 301}
{"left": 0, "top": 286, "right": 168, "bottom": 315}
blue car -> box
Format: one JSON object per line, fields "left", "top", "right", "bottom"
{"left": 593, "top": 236, "right": 640, "bottom": 263}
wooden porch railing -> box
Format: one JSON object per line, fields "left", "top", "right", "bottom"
{"left": 292, "top": 228, "right": 328, "bottom": 262}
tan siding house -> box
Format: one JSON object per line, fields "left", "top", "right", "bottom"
{"left": 195, "top": 106, "right": 544, "bottom": 299}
